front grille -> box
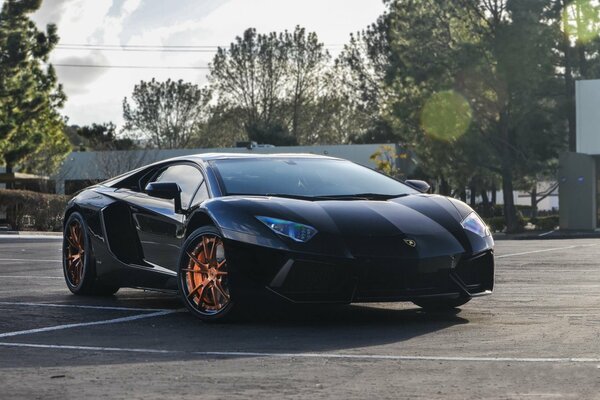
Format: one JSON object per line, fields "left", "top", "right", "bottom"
{"left": 355, "top": 256, "right": 457, "bottom": 299}
{"left": 275, "top": 260, "right": 355, "bottom": 302}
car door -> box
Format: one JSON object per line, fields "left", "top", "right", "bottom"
{"left": 126, "top": 163, "right": 205, "bottom": 271}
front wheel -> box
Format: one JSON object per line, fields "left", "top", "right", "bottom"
{"left": 178, "top": 226, "right": 235, "bottom": 322}
{"left": 412, "top": 296, "right": 470, "bottom": 311}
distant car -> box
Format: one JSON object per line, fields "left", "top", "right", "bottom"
{"left": 62, "top": 153, "right": 494, "bottom": 321}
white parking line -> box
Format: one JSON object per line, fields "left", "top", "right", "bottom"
{"left": 0, "top": 258, "right": 60, "bottom": 262}
{"left": 0, "top": 302, "right": 174, "bottom": 312}
{"left": 497, "top": 243, "right": 599, "bottom": 259}
{"left": 0, "top": 342, "right": 598, "bottom": 364}
{"left": 0, "top": 275, "right": 62, "bottom": 279}
{"left": 0, "top": 235, "right": 61, "bottom": 240}
{"left": 0, "top": 310, "right": 179, "bottom": 339}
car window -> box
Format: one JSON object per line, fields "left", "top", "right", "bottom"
{"left": 190, "top": 182, "right": 209, "bottom": 207}
{"left": 210, "top": 158, "right": 417, "bottom": 197}
{"left": 152, "top": 164, "right": 204, "bottom": 207}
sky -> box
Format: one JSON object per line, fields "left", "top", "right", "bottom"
{"left": 6, "top": 0, "right": 387, "bottom": 128}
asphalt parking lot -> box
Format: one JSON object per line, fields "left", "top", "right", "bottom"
{"left": 1, "top": 237, "right": 600, "bottom": 399}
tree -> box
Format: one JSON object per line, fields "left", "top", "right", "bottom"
{"left": 208, "top": 26, "right": 334, "bottom": 145}
{"left": 454, "top": 0, "right": 566, "bottom": 231}
{"left": 209, "top": 28, "right": 290, "bottom": 145}
{"left": 284, "top": 27, "right": 331, "bottom": 144}
{"left": 335, "top": 12, "right": 397, "bottom": 143}
{"left": 75, "top": 122, "right": 137, "bottom": 151}
{"left": 0, "top": 0, "right": 69, "bottom": 177}
{"left": 361, "top": 0, "right": 568, "bottom": 232}
{"left": 122, "top": 78, "right": 211, "bottom": 149}
{"left": 553, "top": 0, "right": 600, "bottom": 151}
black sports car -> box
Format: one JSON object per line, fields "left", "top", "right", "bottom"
{"left": 62, "top": 153, "right": 494, "bottom": 321}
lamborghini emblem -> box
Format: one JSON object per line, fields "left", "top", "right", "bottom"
{"left": 404, "top": 239, "right": 417, "bottom": 248}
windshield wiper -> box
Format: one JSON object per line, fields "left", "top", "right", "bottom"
{"left": 225, "top": 193, "right": 410, "bottom": 201}
{"left": 264, "top": 193, "right": 321, "bottom": 200}
{"left": 317, "top": 193, "right": 410, "bottom": 200}
{"left": 226, "top": 193, "right": 320, "bottom": 201}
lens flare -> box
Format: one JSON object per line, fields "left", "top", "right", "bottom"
{"left": 562, "top": 0, "right": 600, "bottom": 44}
{"left": 420, "top": 90, "right": 472, "bottom": 141}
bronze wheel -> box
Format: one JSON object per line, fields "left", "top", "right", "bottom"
{"left": 65, "top": 219, "right": 85, "bottom": 287}
{"left": 62, "top": 212, "right": 119, "bottom": 296}
{"left": 179, "top": 226, "right": 234, "bottom": 321}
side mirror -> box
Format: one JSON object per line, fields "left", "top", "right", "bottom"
{"left": 145, "top": 182, "right": 183, "bottom": 214}
{"left": 405, "top": 179, "right": 431, "bottom": 193}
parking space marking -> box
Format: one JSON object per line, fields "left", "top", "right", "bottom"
{"left": 497, "top": 243, "right": 599, "bottom": 259}
{"left": 0, "top": 310, "right": 179, "bottom": 339}
{"left": 0, "top": 342, "right": 173, "bottom": 354}
{"left": 0, "top": 258, "right": 60, "bottom": 263}
{"left": 0, "top": 342, "right": 599, "bottom": 364}
{"left": 0, "top": 235, "right": 61, "bottom": 240}
{"left": 0, "top": 275, "right": 62, "bottom": 279}
{"left": 0, "top": 301, "right": 174, "bottom": 312}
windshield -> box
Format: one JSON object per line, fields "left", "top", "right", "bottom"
{"left": 210, "top": 158, "right": 417, "bottom": 198}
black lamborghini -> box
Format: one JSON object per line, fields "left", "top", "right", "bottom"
{"left": 62, "top": 153, "right": 494, "bottom": 321}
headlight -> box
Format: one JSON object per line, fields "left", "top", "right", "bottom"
{"left": 256, "top": 216, "right": 318, "bottom": 242}
{"left": 461, "top": 212, "right": 490, "bottom": 237}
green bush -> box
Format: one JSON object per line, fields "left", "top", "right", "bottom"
{"left": 534, "top": 216, "right": 559, "bottom": 231}
{"left": 484, "top": 215, "right": 527, "bottom": 233}
{"left": 485, "top": 216, "right": 506, "bottom": 233}
{"left": 0, "top": 189, "right": 70, "bottom": 232}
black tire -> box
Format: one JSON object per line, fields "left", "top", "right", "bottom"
{"left": 178, "top": 226, "right": 236, "bottom": 322}
{"left": 63, "top": 212, "right": 119, "bottom": 296}
{"left": 412, "top": 296, "right": 470, "bottom": 311}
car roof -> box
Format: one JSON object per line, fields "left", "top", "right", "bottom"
{"left": 164, "top": 152, "right": 345, "bottom": 163}
{"left": 100, "top": 152, "right": 348, "bottom": 188}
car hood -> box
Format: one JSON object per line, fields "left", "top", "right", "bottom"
{"left": 206, "top": 194, "right": 480, "bottom": 259}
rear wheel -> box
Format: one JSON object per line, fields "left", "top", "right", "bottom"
{"left": 412, "top": 296, "right": 470, "bottom": 311}
{"left": 178, "top": 226, "right": 235, "bottom": 322}
{"left": 63, "top": 212, "right": 119, "bottom": 296}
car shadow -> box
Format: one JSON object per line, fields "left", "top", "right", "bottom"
{"left": 0, "top": 292, "right": 472, "bottom": 368}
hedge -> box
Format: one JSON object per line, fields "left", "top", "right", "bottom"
{"left": 483, "top": 215, "right": 528, "bottom": 233}
{"left": 0, "top": 189, "right": 70, "bottom": 232}
{"left": 531, "top": 216, "right": 559, "bottom": 231}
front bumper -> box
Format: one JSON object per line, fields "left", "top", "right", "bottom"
{"left": 225, "top": 239, "right": 494, "bottom": 304}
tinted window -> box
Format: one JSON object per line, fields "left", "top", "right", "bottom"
{"left": 211, "top": 158, "right": 417, "bottom": 197}
{"left": 190, "top": 182, "right": 209, "bottom": 207}
{"left": 153, "top": 164, "right": 203, "bottom": 207}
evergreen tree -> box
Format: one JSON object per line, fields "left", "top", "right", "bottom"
{"left": 0, "top": 0, "right": 69, "bottom": 177}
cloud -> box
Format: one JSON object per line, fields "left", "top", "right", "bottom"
{"left": 53, "top": 51, "right": 109, "bottom": 95}
{"left": 32, "top": 0, "right": 113, "bottom": 43}
{"left": 31, "top": 0, "right": 75, "bottom": 27}
{"left": 93, "top": 0, "right": 142, "bottom": 44}
{"left": 32, "top": 0, "right": 387, "bottom": 128}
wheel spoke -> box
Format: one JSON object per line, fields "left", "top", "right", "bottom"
{"left": 72, "top": 225, "right": 82, "bottom": 248}
{"left": 187, "top": 278, "right": 210, "bottom": 299}
{"left": 210, "top": 285, "right": 219, "bottom": 305}
{"left": 208, "top": 238, "right": 217, "bottom": 260}
{"left": 182, "top": 268, "right": 206, "bottom": 274}
{"left": 202, "top": 236, "right": 209, "bottom": 259}
{"left": 187, "top": 252, "right": 209, "bottom": 270}
{"left": 214, "top": 280, "right": 230, "bottom": 300}
{"left": 67, "top": 235, "right": 78, "bottom": 250}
